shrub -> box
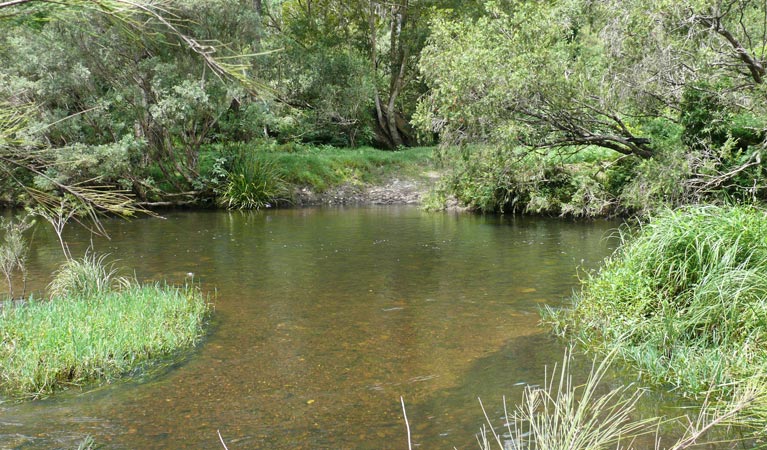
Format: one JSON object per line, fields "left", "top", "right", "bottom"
{"left": 430, "top": 146, "right": 621, "bottom": 216}
{"left": 0, "top": 215, "right": 34, "bottom": 299}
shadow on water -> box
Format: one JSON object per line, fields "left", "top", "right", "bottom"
{"left": 0, "top": 207, "right": 750, "bottom": 449}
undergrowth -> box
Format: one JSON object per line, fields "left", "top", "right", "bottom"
{"left": 426, "top": 146, "right": 628, "bottom": 216}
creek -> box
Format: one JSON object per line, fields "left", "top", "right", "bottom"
{"left": 0, "top": 207, "right": 736, "bottom": 449}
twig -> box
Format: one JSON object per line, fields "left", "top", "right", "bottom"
{"left": 401, "top": 396, "right": 412, "bottom": 450}
{"left": 217, "top": 429, "right": 229, "bottom": 450}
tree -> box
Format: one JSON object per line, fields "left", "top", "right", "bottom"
{"left": 260, "top": 0, "right": 479, "bottom": 149}
{"left": 415, "top": 0, "right": 767, "bottom": 208}
{"left": 0, "top": 0, "right": 268, "bottom": 213}
{"left": 415, "top": 1, "right": 659, "bottom": 159}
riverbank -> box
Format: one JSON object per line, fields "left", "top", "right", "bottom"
{"left": 215, "top": 144, "right": 441, "bottom": 209}
{"left": 546, "top": 204, "right": 767, "bottom": 433}
{"left": 291, "top": 171, "right": 442, "bottom": 206}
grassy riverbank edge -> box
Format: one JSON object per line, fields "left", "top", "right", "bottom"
{"left": 544, "top": 204, "right": 767, "bottom": 428}
{"left": 199, "top": 143, "right": 439, "bottom": 209}
{"left": 0, "top": 282, "right": 209, "bottom": 399}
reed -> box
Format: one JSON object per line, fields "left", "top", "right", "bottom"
{"left": 474, "top": 350, "right": 759, "bottom": 450}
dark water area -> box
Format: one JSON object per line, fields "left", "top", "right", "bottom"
{"left": 0, "top": 207, "right": 751, "bottom": 449}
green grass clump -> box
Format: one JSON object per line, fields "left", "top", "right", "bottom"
{"left": 48, "top": 252, "right": 132, "bottom": 298}
{"left": 0, "top": 283, "right": 209, "bottom": 398}
{"left": 547, "top": 205, "right": 767, "bottom": 396}
{"left": 217, "top": 148, "right": 290, "bottom": 209}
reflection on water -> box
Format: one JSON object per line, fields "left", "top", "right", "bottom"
{"left": 0, "top": 207, "right": 733, "bottom": 449}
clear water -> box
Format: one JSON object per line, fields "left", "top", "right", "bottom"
{"left": 0, "top": 207, "right": 750, "bottom": 449}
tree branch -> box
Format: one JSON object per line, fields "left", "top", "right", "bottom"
{"left": 696, "top": 13, "right": 765, "bottom": 84}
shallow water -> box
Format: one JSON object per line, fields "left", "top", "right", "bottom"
{"left": 0, "top": 207, "right": 750, "bottom": 449}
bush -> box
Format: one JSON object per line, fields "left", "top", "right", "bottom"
{"left": 430, "top": 146, "right": 622, "bottom": 216}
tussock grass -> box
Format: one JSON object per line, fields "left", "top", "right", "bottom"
{"left": 0, "top": 283, "right": 209, "bottom": 398}
{"left": 217, "top": 149, "right": 290, "bottom": 210}
{"left": 48, "top": 252, "right": 133, "bottom": 298}
{"left": 546, "top": 205, "right": 767, "bottom": 397}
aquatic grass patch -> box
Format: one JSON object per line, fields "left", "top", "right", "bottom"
{"left": 546, "top": 205, "right": 767, "bottom": 398}
{"left": 0, "top": 283, "right": 209, "bottom": 398}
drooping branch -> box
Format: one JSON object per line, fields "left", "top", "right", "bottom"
{"left": 512, "top": 98, "right": 655, "bottom": 159}
{"left": 695, "top": 11, "right": 766, "bottom": 84}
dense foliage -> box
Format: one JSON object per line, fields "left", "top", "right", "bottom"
{"left": 0, "top": 0, "right": 469, "bottom": 210}
{"left": 2, "top": 0, "right": 765, "bottom": 214}
{"left": 417, "top": 0, "right": 767, "bottom": 214}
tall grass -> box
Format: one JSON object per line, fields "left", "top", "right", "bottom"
{"left": 48, "top": 252, "right": 133, "bottom": 298}
{"left": 0, "top": 282, "right": 209, "bottom": 398}
{"left": 477, "top": 350, "right": 652, "bottom": 450}
{"left": 217, "top": 149, "right": 290, "bottom": 209}
{"left": 473, "top": 350, "right": 759, "bottom": 450}
{"left": 546, "top": 205, "right": 767, "bottom": 398}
